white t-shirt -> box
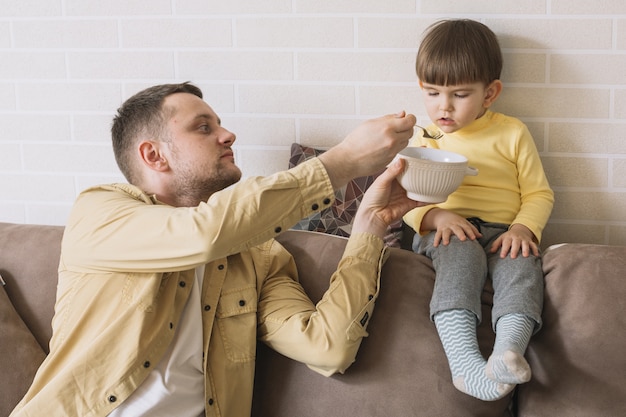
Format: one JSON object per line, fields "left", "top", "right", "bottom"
{"left": 108, "top": 266, "right": 206, "bottom": 417}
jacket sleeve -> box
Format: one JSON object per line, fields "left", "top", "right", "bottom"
{"left": 61, "top": 158, "right": 335, "bottom": 273}
{"left": 257, "top": 232, "right": 386, "bottom": 376}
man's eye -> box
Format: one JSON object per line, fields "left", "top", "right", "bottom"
{"left": 199, "top": 125, "right": 211, "bottom": 132}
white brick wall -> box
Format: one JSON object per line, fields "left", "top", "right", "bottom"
{"left": 1, "top": 0, "right": 626, "bottom": 247}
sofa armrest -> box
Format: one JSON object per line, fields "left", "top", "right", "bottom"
{"left": 517, "top": 243, "right": 626, "bottom": 416}
{"left": 0, "top": 222, "right": 63, "bottom": 352}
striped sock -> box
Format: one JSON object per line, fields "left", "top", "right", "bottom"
{"left": 434, "top": 309, "right": 515, "bottom": 401}
{"left": 486, "top": 313, "right": 534, "bottom": 384}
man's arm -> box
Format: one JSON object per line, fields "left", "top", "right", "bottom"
{"left": 258, "top": 160, "right": 426, "bottom": 375}
{"left": 63, "top": 115, "right": 416, "bottom": 273}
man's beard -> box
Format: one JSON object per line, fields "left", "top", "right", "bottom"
{"left": 173, "top": 165, "right": 242, "bottom": 207}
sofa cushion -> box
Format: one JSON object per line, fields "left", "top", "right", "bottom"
{"left": 518, "top": 243, "right": 626, "bottom": 416}
{"left": 0, "top": 281, "right": 46, "bottom": 417}
{"left": 288, "top": 143, "right": 404, "bottom": 248}
{"left": 252, "top": 230, "right": 512, "bottom": 417}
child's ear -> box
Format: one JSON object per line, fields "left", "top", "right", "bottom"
{"left": 483, "top": 80, "right": 503, "bottom": 108}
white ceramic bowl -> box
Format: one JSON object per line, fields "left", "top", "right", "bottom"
{"left": 395, "top": 147, "right": 478, "bottom": 203}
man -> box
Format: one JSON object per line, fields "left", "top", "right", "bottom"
{"left": 11, "top": 82, "right": 422, "bottom": 417}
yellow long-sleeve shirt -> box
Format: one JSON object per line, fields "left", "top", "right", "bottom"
{"left": 404, "top": 111, "right": 554, "bottom": 242}
{"left": 11, "top": 158, "right": 386, "bottom": 417}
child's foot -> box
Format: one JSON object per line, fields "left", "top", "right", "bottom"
{"left": 452, "top": 357, "right": 516, "bottom": 401}
{"left": 434, "top": 309, "right": 516, "bottom": 401}
{"left": 486, "top": 349, "right": 531, "bottom": 384}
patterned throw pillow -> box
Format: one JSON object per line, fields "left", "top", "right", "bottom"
{"left": 288, "top": 143, "right": 403, "bottom": 248}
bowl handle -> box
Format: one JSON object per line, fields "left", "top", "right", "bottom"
{"left": 465, "top": 166, "right": 479, "bottom": 176}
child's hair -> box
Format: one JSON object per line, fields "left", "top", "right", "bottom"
{"left": 416, "top": 19, "right": 502, "bottom": 86}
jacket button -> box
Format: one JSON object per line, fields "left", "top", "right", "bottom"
{"left": 108, "top": 395, "right": 117, "bottom": 403}
{"left": 239, "top": 300, "right": 246, "bottom": 306}
{"left": 179, "top": 281, "right": 186, "bottom": 288}
{"left": 208, "top": 398, "right": 214, "bottom": 406}
{"left": 274, "top": 226, "right": 282, "bottom": 233}
{"left": 311, "top": 203, "right": 319, "bottom": 210}
{"left": 143, "top": 361, "right": 151, "bottom": 368}
{"left": 323, "top": 198, "right": 331, "bottom": 205}
{"left": 204, "top": 305, "right": 211, "bottom": 311}
{"left": 218, "top": 264, "right": 224, "bottom": 270}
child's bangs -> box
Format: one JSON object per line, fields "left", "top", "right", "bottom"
{"left": 417, "top": 55, "right": 477, "bottom": 86}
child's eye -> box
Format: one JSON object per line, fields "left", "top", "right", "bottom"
{"left": 454, "top": 93, "right": 469, "bottom": 98}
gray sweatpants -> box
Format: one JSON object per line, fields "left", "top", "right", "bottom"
{"left": 413, "top": 219, "right": 544, "bottom": 331}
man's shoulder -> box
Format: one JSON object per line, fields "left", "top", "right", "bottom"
{"left": 66, "top": 183, "right": 157, "bottom": 226}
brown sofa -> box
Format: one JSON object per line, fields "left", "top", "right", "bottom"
{"left": 1, "top": 221, "right": 625, "bottom": 417}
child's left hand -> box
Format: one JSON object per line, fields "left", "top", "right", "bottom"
{"left": 490, "top": 224, "right": 539, "bottom": 259}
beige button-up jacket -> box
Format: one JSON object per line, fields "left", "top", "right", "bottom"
{"left": 11, "top": 159, "right": 386, "bottom": 417}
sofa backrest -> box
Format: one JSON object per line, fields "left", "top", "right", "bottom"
{"left": 517, "top": 243, "right": 626, "bottom": 416}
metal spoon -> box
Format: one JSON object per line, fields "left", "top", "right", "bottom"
{"left": 415, "top": 124, "right": 443, "bottom": 140}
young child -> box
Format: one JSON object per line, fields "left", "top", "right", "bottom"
{"left": 403, "top": 19, "right": 554, "bottom": 401}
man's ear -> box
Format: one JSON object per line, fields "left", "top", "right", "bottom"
{"left": 483, "top": 80, "right": 503, "bottom": 108}
{"left": 138, "top": 140, "right": 169, "bottom": 172}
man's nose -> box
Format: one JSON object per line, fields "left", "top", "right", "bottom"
{"left": 218, "top": 127, "right": 236, "bottom": 145}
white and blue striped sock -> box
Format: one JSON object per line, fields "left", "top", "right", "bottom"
{"left": 434, "top": 309, "right": 515, "bottom": 401}
{"left": 486, "top": 313, "right": 534, "bottom": 384}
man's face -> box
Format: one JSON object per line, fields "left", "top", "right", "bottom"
{"left": 163, "top": 92, "right": 242, "bottom": 204}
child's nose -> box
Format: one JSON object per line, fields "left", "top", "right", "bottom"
{"left": 439, "top": 97, "right": 453, "bottom": 112}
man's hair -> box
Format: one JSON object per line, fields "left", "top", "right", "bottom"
{"left": 111, "top": 82, "right": 203, "bottom": 183}
{"left": 416, "top": 19, "right": 502, "bottom": 86}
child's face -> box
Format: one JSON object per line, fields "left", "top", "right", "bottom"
{"left": 420, "top": 80, "right": 501, "bottom": 134}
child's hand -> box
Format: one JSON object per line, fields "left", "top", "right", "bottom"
{"left": 490, "top": 224, "right": 539, "bottom": 258}
{"left": 425, "top": 208, "right": 482, "bottom": 247}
